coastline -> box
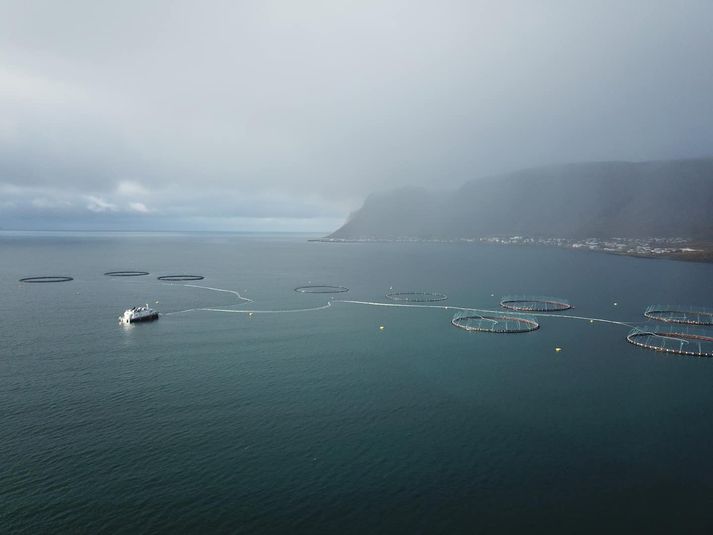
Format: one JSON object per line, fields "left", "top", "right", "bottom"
{"left": 309, "top": 236, "right": 713, "bottom": 263}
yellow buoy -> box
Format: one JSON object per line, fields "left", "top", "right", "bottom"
{"left": 555, "top": 347, "right": 562, "bottom": 352}
{"left": 379, "top": 325, "right": 384, "bottom": 330}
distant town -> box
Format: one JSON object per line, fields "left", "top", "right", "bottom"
{"left": 481, "top": 236, "right": 713, "bottom": 262}
{"left": 313, "top": 235, "right": 713, "bottom": 262}
{"left": 478, "top": 236, "right": 702, "bottom": 257}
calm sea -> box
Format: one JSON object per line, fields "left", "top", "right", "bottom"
{"left": 2, "top": 231, "right": 713, "bottom": 533}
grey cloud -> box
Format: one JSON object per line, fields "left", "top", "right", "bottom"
{"left": 1, "top": 1, "right": 712, "bottom": 230}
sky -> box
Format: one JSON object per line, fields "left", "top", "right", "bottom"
{"left": 1, "top": 0, "right": 712, "bottom": 231}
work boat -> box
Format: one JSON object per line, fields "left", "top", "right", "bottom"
{"left": 119, "top": 304, "right": 159, "bottom": 324}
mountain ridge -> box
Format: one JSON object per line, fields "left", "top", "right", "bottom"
{"left": 329, "top": 158, "right": 713, "bottom": 240}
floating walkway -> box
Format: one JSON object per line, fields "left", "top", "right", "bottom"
{"left": 385, "top": 291, "right": 447, "bottom": 302}
{"left": 183, "top": 283, "right": 254, "bottom": 303}
{"left": 166, "top": 302, "right": 333, "bottom": 316}
{"left": 333, "top": 299, "right": 633, "bottom": 327}
{"left": 294, "top": 285, "right": 349, "bottom": 294}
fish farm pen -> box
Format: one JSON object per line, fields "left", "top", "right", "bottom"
{"left": 385, "top": 291, "right": 448, "bottom": 302}
{"left": 500, "top": 295, "right": 572, "bottom": 312}
{"left": 626, "top": 325, "right": 713, "bottom": 357}
{"left": 19, "top": 276, "right": 74, "bottom": 283}
{"left": 643, "top": 305, "right": 713, "bottom": 326}
{"left": 157, "top": 275, "right": 205, "bottom": 281}
{"left": 451, "top": 310, "right": 539, "bottom": 333}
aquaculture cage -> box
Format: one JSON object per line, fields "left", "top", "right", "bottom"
{"left": 451, "top": 309, "right": 539, "bottom": 333}
{"left": 19, "top": 276, "right": 74, "bottom": 283}
{"left": 626, "top": 324, "right": 713, "bottom": 357}
{"left": 385, "top": 291, "right": 447, "bottom": 302}
{"left": 500, "top": 295, "right": 571, "bottom": 312}
{"left": 643, "top": 305, "right": 713, "bottom": 326}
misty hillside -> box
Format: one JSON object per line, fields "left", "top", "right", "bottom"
{"left": 329, "top": 159, "right": 713, "bottom": 240}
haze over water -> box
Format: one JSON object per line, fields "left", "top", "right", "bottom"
{"left": 3, "top": 232, "right": 713, "bottom": 532}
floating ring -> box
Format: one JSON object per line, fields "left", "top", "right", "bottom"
{"left": 451, "top": 310, "right": 539, "bottom": 333}
{"left": 627, "top": 325, "right": 713, "bottom": 357}
{"left": 294, "top": 285, "right": 349, "bottom": 294}
{"left": 643, "top": 305, "right": 713, "bottom": 326}
{"left": 500, "top": 295, "right": 571, "bottom": 312}
{"left": 158, "top": 275, "right": 205, "bottom": 281}
{"left": 19, "top": 276, "right": 74, "bottom": 283}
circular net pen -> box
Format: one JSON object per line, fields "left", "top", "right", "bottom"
{"left": 386, "top": 291, "right": 447, "bottom": 302}
{"left": 157, "top": 275, "right": 205, "bottom": 281}
{"left": 19, "top": 276, "right": 74, "bottom": 283}
{"left": 105, "top": 271, "right": 150, "bottom": 277}
{"left": 500, "top": 295, "right": 571, "bottom": 312}
{"left": 294, "top": 285, "right": 349, "bottom": 294}
{"left": 644, "top": 305, "right": 713, "bottom": 326}
{"left": 451, "top": 310, "right": 539, "bottom": 333}
{"left": 627, "top": 325, "right": 713, "bottom": 357}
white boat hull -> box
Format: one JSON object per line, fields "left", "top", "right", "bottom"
{"left": 119, "top": 305, "right": 160, "bottom": 324}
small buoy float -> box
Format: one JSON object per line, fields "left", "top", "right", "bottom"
{"left": 555, "top": 347, "right": 562, "bottom": 352}
{"left": 613, "top": 302, "right": 618, "bottom": 306}
{"left": 590, "top": 319, "right": 594, "bottom": 324}
{"left": 379, "top": 325, "right": 384, "bottom": 330}
{"left": 249, "top": 312, "right": 253, "bottom": 317}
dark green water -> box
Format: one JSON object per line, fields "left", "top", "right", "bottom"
{"left": 2, "top": 232, "right": 713, "bottom": 533}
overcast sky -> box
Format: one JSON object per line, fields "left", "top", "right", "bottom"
{"left": 1, "top": 1, "right": 712, "bottom": 231}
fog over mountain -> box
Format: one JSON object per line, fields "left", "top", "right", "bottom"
{"left": 329, "top": 159, "right": 713, "bottom": 239}
{"left": 1, "top": 1, "right": 713, "bottom": 230}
